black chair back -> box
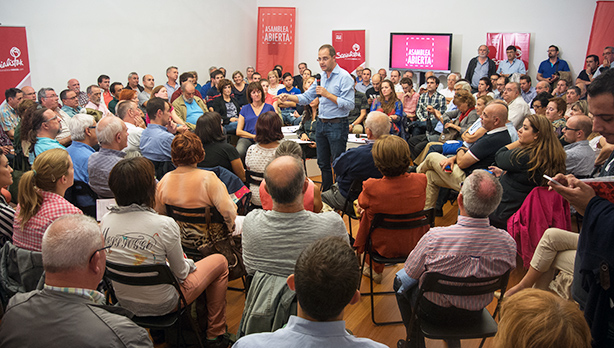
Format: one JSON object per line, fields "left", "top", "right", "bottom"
{"left": 419, "top": 270, "right": 511, "bottom": 299}
{"left": 245, "top": 169, "right": 264, "bottom": 187}
{"left": 64, "top": 180, "right": 98, "bottom": 217}
{"left": 165, "top": 205, "right": 225, "bottom": 225}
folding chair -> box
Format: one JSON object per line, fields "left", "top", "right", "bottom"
{"left": 245, "top": 169, "right": 264, "bottom": 211}
{"left": 361, "top": 209, "right": 434, "bottom": 325}
{"left": 402, "top": 270, "right": 511, "bottom": 348}
{"left": 104, "top": 261, "right": 205, "bottom": 348}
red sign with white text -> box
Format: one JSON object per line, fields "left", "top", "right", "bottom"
{"left": 256, "top": 7, "right": 295, "bottom": 77}
{"left": 487, "top": 33, "right": 531, "bottom": 71}
{"left": 0, "top": 27, "right": 31, "bottom": 105}
{"left": 332, "top": 30, "right": 365, "bottom": 75}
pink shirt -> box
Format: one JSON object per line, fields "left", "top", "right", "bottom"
{"left": 402, "top": 92, "right": 420, "bottom": 117}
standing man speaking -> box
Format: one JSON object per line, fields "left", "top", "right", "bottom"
{"left": 278, "top": 44, "right": 355, "bottom": 191}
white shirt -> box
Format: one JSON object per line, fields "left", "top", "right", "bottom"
{"left": 508, "top": 96, "right": 531, "bottom": 130}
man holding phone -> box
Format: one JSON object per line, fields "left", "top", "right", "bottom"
{"left": 549, "top": 69, "right": 614, "bottom": 347}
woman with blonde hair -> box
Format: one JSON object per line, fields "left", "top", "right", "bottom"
{"left": 354, "top": 135, "right": 428, "bottom": 283}
{"left": 267, "top": 70, "right": 282, "bottom": 96}
{"left": 493, "top": 289, "right": 591, "bottom": 348}
{"left": 489, "top": 114, "right": 566, "bottom": 229}
{"left": 13, "top": 148, "right": 82, "bottom": 251}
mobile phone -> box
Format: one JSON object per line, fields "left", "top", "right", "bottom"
{"left": 444, "top": 165, "right": 452, "bottom": 173}
{"left": 543, "top": 174, "right": 562, "bottom": 186}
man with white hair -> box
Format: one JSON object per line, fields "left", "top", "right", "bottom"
{"left": 66, "top": 113, "right": 97, "bottom": 185}
{"left": 87, "top": 115, "right": 128, "bottom": 198}
{"left": 502, "top": 82, "right": 530, "bottom": 129}
{"left": 439, "top": 73, "right": 459, "bottom": 103}
{"left": 116, "top": 100, "right": 144, "bottom": 157}
{"left": 395, "top": 171, "right": 516, "bottom": 348}
{"left": 0, "top": 215, "right": 152, "bottom": 347}
{"left": 465, "top": 45, "right": 497, "bottom": 92}
{"left": 321, "top": 111, "right": 390, "bottom": 214}
{"left": 126, "top": 72, "right": 144, "bottom": 92}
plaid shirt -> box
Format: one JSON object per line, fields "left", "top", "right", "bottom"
{"left": 44, "top": 285, "right": 106, "bottom": 305}
{"left": 13, "top": 191, "right": 83, "bottom": 251}
{"left": 404, "top": 216, "right": 516, "bottom": 310}
{"left": 415, "top": 91, "right": 447, "bottom": 122}
{"left": 77, "top": 91, "right": 89, "bottom": 108}
{"left": 0, "top": 102, "right": 19, "bottom": 132}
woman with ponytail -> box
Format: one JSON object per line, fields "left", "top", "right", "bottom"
{"left": 12, "top": 148, "right": 82, "bottom": 251}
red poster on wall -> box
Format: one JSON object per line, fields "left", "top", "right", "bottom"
{"left": 332, "top": 30, "right": 365, "bottom": 75}
{"left": 486, "top": 33, "right": 531, "bottom": 71}
{"left": 586, "top": 1, "right": 614, "bottom": 68}
{"left": 0, "top": 27, "right": 31, "bottom": 105}
{"left": 256, "top": 7, "right": 295, "bottom": 77}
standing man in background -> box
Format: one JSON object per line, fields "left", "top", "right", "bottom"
{"left": 278, "top": 44, "right": 355, "bottom": 191}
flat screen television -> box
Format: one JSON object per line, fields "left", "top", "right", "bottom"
{"left": 389, "top": 33, "right": 453, "bottom": 72}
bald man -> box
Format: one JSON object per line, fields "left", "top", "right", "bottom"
{"left": 21, "top": 86, "right": 37, "bottom": 101}
{"left": 418, "top": 102, "right": 512, "bottom": 209}
{"left": 172, "top": 82, "right": 207, "bottom": 129}
{"left": 67, "top": 78, "right": 88, "bottom": 107}
{"left": 563, "top": 115, "right": 596, "bottom": 177}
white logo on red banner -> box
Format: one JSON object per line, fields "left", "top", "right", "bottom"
{"left": 332, "top": 30, "right": 365, "bottom": 74}
{"left": 0, "top": 47, "right": 24, "bottom": 70}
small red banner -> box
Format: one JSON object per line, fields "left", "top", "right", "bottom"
{"left": 256, "top": 7, "right": 295, "bottom": 77}
{"left": 0, "top": 26, "right": 31, "bottom": 105}
{"left": 332, "top": 30, "right": 366, "bottom": 75}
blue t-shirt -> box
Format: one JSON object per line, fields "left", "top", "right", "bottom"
{"left": 239, "top": 103, "right": 275, "bottom": 135}
{"left": 185, "top": 99, "right": 204, "bottom": 125}
{"left": 537, "top": 58, "right": 570, "bottom": 79}
{"left": 277, "top": 87, "right": 301, "bottom": 112}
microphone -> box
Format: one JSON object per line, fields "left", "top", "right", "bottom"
{"left": 315, "top": 74, "right": 321, "bottom": 97}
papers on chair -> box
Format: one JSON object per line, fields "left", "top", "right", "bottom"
{"left": 348, "top": 133, "right": 368, "bottom": 144}
{"left": 282, "top": 126, "right": 299, "bottom": 134}
{"left": 96, "top": 198, "right": 116, "bottom": 221}
{"left": 286, "top": 138, "right": 312, "bottom": 144}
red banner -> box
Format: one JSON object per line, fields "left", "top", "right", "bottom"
{"left": 256, "top": 7, "right": 295, "bottom": 77}
{"left": 0, "top": 27, "right": 31, "bottom": 105}
{"left": 486, "top": 33, "right": 531, "bottom": 72}
{"left": 586, "top": 1, "right": 614, "bottom": 69}
{"left": 332, "top": 30, "right": 365, "bottom": 75}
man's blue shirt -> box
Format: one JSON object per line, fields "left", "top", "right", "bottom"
{"left": 297, "top": 64, "right": 355, "bottom": 119}
{"left": 140, "top": 124, "right": 174, "bottom": 162}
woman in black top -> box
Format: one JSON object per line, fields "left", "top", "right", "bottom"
{"left": 210, "top": 79, "right": 241, "bottom": 135}
{"left": 195, "top": 112, "right": 246, "bottom": 182}
{"left": 231, "top": 71, "right": 248, "bottom": 107}
{"left": 296, "top": 77, "right": 318, "bottom": 159}
{"left": 489, "top": 114, "right": 566, "bottom": 229}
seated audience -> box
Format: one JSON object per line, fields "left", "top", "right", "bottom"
{"left": 65, "top": 113, "right": 98, "bottom": 211}
{"left": 231, "top": 70, "right": 248, "bottom": 107}
{"left": 412, "top": 75, "right": 447, "bottom": 137}
{"left": 22, "top": 107, "right": 65, "bottom": 165}
{"left": 236, "top": 82, "right": 275, "bottom": 159}
{"left": 267, "top": 70, "right": 282, "bottom": 96}
{"left": 0, "top": 154, "right": 15, "bottom": 246}
{"left": 459, "top": 95, "right": 494, "bottom": 147}
{"left": 530, "top": 91, "right": 552, "bottom": 115}
{"left": 370, "top": 79, "right": 404, "bottom": 137}
{"left": 489, "top": 114, "right": 566, "bottom": 229}
{"left": 245, "top": 111, "right": 283, "bottom": 207}
{"left": 195, "top": 112, "right": 245, "bottom": 182}
{"left": 13, "top": 149, "right": 82, "bottom": 252}
{"left": 59, "top": 88, "right": 81, "bottom": 117}
{"left": 115, "top": 100, "right": 145, "bottom": 157}
{"left": 546, "top": 97, "right": 567, "bottom": 136}
{"left": 563, "top": 115, "right": 596, "bottom": 177}
{"left": 473, "top": 77, "right": 495, "bottom": 99}
{"left": 0, "top": 214, "right": 152, "bottom": 348}
{"left": 259, "top": 140, "right": 323, "bottom": 213}
{"left": 321, "top": 112, "right": 390, "bottom": 215}
{"left": 395, "top": 170, "right": 516, "bottom": 348}
{"left": 569, "top": 100, "right": 589, "bottom": 117}
{"left": 259, "top": 79, "right": 276, "bottom": 106}
{"left": 417, "top": 102, "right": 511, "bottom": 210}
{"left": 141, "top": 97, "right": 178, "bottom": 167}
{"left": 84, "top": 85, "right": 112, "bottom": 118}
{"left": 277, "top": 72, "right": 301, "bottom": 125}
{"left": 565, "top": 86, "right": 581, "bottom": 116}
{"left": 118, "top": 88, "right": 139, "bottom": 105}
{"left": 493, "top": 289, "right": 591, "bottom": 348}
{"left": 172, "top": 82, "right": 207, "bottom": 130}
{"left": 88, "top": 115, "right": 128, "bottom": 198}
{"left": 506, "top": 228, "right": 578, "bottom": 298}
{"left": 169, "top": 72, "right": 203, "bottom": 103}
{"left": 149, "top": 85, "right": 187, "bottom": 127}
{"left": 102, "top": 157, "right": 230, "bottom": 347}
{"left": 354, "top": 135, "right": 428, "bottom": 283}
{"left": 296, "top": 79, "right": 319, "bottom": 159}
{"left": 154, "top": 131, "right": 236, "bottom": 234}
{"left": 209, "top": 79, "right": 240, "bottom": 134}
{"left": 520, "top": 75, "right": 537, "bottom": 104}
{"left": 502, "top": 82, "right": 531, "bottom": 129}
{"left": 243, "top": 155, "right": 348, "bottom": 277}
{"left": 235, "top": 236, "right": 385, "bottom": 348}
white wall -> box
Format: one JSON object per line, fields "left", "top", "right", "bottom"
{"left": 0, "top": 0, "right": 258, "bottom": 93}
{"left": 258, "top": 0, "right": 597, "bottom": 82}
{"left": 0, "top": 0, "right": 598, "bottom": 92}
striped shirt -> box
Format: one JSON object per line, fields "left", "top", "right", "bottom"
{"left": 404, "top": 215, "right": 516, "bottom": 310}
{"left": 0, "top": 195, "right": 15, "bottom": 246}
{"left": 13, "top": 191, "right": 83, "bottom": 252}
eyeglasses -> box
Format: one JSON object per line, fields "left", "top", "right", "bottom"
{"left": 44, "top": 115, "right": 58, "bottom": 123}
{"left": 89, "top": 245, "right": 111, "bottom": 263}
{"left": 317, "top": 56, "right": 331, "bottom": 62}
{"left": 563, "top": 126, "right": 580, "bottom": 131}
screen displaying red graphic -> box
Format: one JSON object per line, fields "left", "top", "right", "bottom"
{"left": 389, "top": 33, "right": 452, "bottom": 72}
